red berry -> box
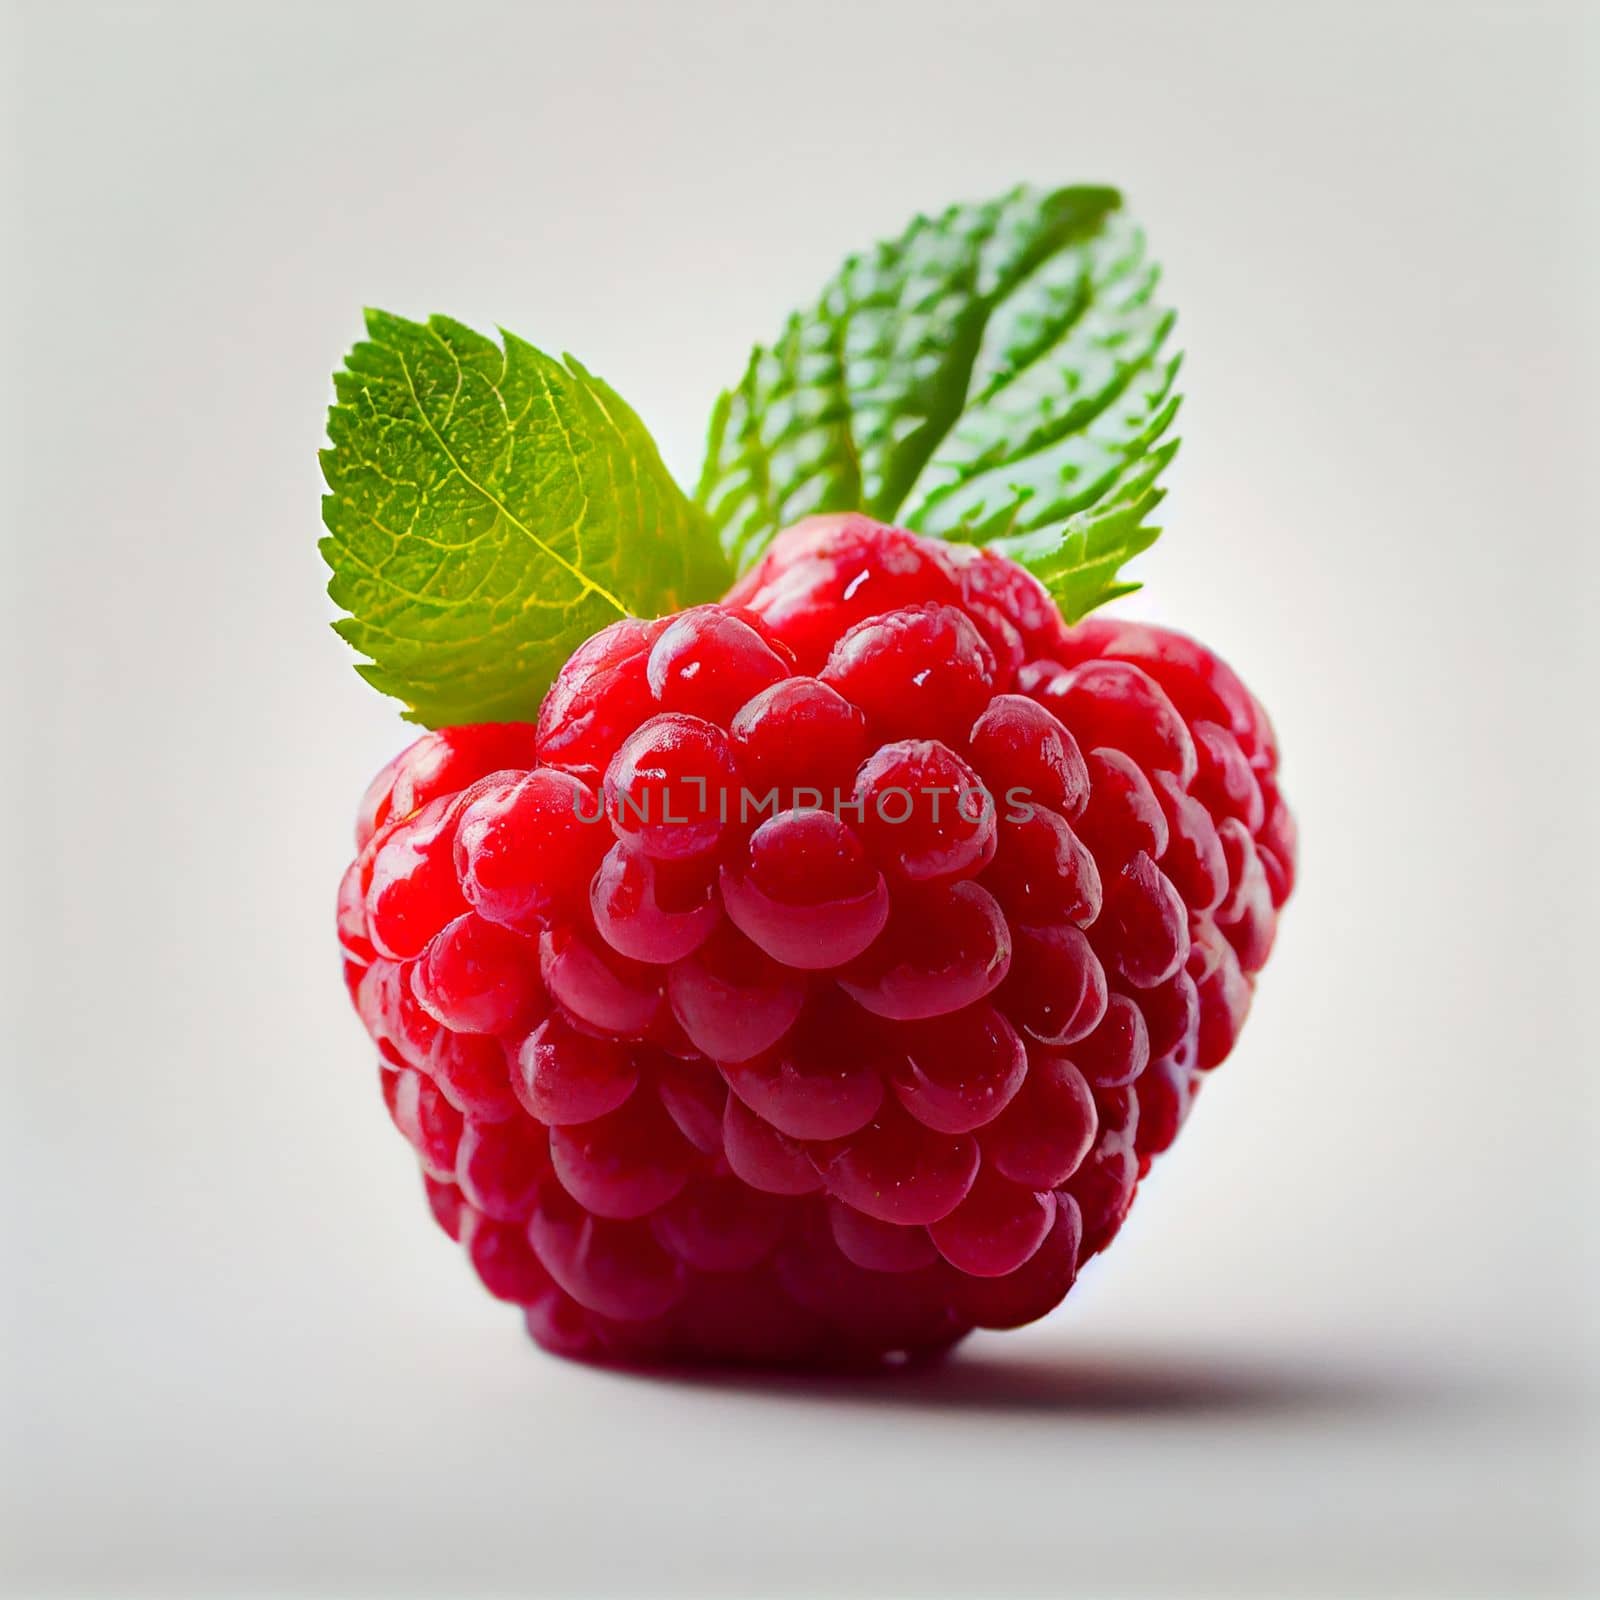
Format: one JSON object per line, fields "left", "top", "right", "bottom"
{"left": 955, "top": 1199, "right": 1083, "bottom": 1330}
{"left": 1072, "top": 749, "right": 1169, "bottom": 864}
{"left": 424, "top": 1175, "right": 464, "bottom": 1240}
{"left": 1134, "top": 1056, "right": 1199, "bottom": 1160}
{"left": 1068, "top": 1084, "right": 1141, "bottom": 1257}
{"left": 548, "top": 1091, "right": 693, "bottom": 1220}
{"left": 523, "top": 1287, "right": 601, "bottom": 1357}
{"left": 1135, "top": 966, "right": 1200, "bottom": 1058}
{"left": 1095, "top": 852, "right": 1190, "bottom": 989}
{"left": 528, "top": 1182, "right": 685, "bottom": 1322}
{"left": 456, "top": 1115, "right": 550, "bottom": 1222}
{"left": 649, "top": 1176, "right": 787, "bottom": 1273}
{"left": 984, "top": 806, "right": 1101, "bottom": 926}
{"left": 1072, "top": 992, "right": 1152, "bottom": 1089}
{"left": 775, "top": 1222, "right": 960, "bottom": 1356}
{"left": 1215, "top": 818, "right": 1276, "bottom": 973}
{"left": 1191, "top": 720, "right": 1265, "bottom": 832}
{"left": 337, "top": 858, "right": 375, "bottom": 982}
{"left": 1042, "top": 660, "right": 1198, "bottom": 785}
{"left": 826, "top": 1200, "right": 940, "bottom": 1273}
{"left": 461, "top": 1208, "right": 555, "bottom": 1303}
{"left": 339, "top": 519, "right": 1294, "bottom": 1368}
{"left": 1004, "top": 922, "right": 1107, "bottom": 1045}
{"left": 386, "top": 1067, "right": 463, "bottom": 1182}
{"left": 428, "top": 1031, "right": 522, "bottom": 1121}
{"left": 1190, "top": 917, "right": 1253, "bottom": 1070}
{"left": 357, "top": 959, "right": 439, "bottom": 1071}
{"left": 1059, "top": 617, "right": 1275, "bottom": 770}
{"left": 946, "top": 545, "right": 1068, "bottom": 660}
{"left": 721, "top": 1095, "right": 822, "bottom": 1195}
{"left": 1257, "top": 775, "right": 1297, "bottom": 907}
{"left": 1151, "top": 769, "right": 1228, "bottom": 912}
{"left": 650, "top": 1056, "right": 727, "bottom": 1154}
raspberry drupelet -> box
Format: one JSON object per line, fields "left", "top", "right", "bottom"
{"left": 339, "top": 514, "right": 1295, "bottom": 1367}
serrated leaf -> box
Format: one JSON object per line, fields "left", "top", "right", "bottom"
{"left": 696, "top": 184, "right": 1180, "bottom": 620}
{"left": 320, "top": 311, "right": 730, "bottom": 726}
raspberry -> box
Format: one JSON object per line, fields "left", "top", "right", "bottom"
{"left": 981, "top": 1052, "right": 1098, "bottom": 1189}
{"left": 337, "top": 517, "right": 1294, "bottom": 1367}
{"left": 828, "top": 1198, "right": 941, "bottom": 1273}
{"left": 651, "top": 1176, "right": 787, "bottom": 1273}
{"left": 1043, "top": 660, "right": 1198, "bottom": 786}
{"left": 386, "top": 1067, "right": 463, "bottom": 1181}
{"left": 430, "top": 1031, "right": 524, "bottom": 1121}
{"left": 456, "top": 1116, "right": 550, "bottom": 1222}
{"left": 548, "top": 1093, "right": 692, "bottom": 1219}
{"left": 722, "top": 1095, "right": 822, "bottom": 1195}
{"left": 1072, "top": 993, "right": 1151, "bottom": 1089}
{"left": 985, "top": 806, "right": 1102, "bottom": 926}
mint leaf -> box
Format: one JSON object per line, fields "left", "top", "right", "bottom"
{"left": 321, "top": 311, "right": 730, "bottom": 726}
{"left": 696, "top": 184, "right": 1180, "bottom": 619}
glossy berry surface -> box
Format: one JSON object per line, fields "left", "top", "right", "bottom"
{"left": 338, "top": 515, "right": 1294, "bottom": 1368}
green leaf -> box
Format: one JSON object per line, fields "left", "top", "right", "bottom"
{"left": 321, "top": 311, "right": 731, "bottom": 726}
{"left": 696, "top": 184, "right": 1180, "bottom": 620}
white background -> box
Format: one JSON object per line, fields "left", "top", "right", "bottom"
{"left": 5, "top": 1, "right": 1597, "bottom": 1595}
